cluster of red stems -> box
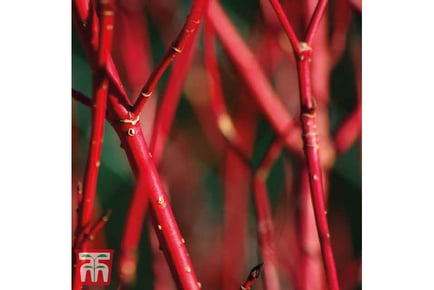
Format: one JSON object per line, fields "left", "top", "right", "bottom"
{"left": 72, "top": 0, "right": 361, "bottom": 289}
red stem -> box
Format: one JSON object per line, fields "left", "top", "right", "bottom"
{"left": 72, "top": 1, "right": 130, "bottom": 106}
{"left": 298, "top": 166, "right": 326, "bottom": 290}
{"left": 203, "top": 16, "right": 251, "bottom": 163}
{"left": 76, "top": 110, "right": 105, "bottom": 242}
{"left": 73, "top": 0, "right": 90, "bottom": 25}
{"left": 132, "top": 0, "right": 207, "bottom": 116}
{"left": 113, "top": 3, "right": 159, "bottom": 284}
{"left": 110, "top": 119, "right": 200, "bottom": 289}
{"left": 305, "top": 0, "right": 328, "bottom": 45}
{"left": 296, "top": 48, "right": 340, "bottom": 290}
{"left": 76, "top": 209, "right": 112, "bottom": 247}
{"left": 208, "top": 1, "right": 303, "bottom": 157}
{"left": 268, "top": 0, "right": 301, "bottom": 54}
{"left": 252, "top": 139, "right": 283, "bottom": 290}
{"left": 150, "top": 25, "right": 200, "bottom": 165}
{"left": 77, "top": 0, "right": 114, "bottom": 238}
{"left": 73, "top": 2, "right": 115, "bottom": 289}
{"left": 221, "top": 93, "right": 257, "bottom": 289}
{"left": 118, "top": 178, "right": 149, "bottom": 286}
{"left": 149, "top": 223, "right": 176, "bottom": 290}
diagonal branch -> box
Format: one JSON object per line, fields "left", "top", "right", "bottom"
{"left": 305, "top": 0, "right": 329, "bottom": 45}
{"left": 72, "top": 88, "right": 92, "bottom": 107}
{"left": 150, "top": 23, "right": 201, "bottom": 165}
{"left": 208, "top": 1, "right": 303, "bottom": 158}
{"left": 268, "top": 0, "right": 301, "bottom": 54}
{"left": 132, "top": 0, "right": 207, "bottom": 116}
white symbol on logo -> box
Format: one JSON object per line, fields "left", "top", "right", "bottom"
{"left": 79, "top": 252, "right": 111, "bottom": 283}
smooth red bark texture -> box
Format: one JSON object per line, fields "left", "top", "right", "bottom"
{"left": 110, "top": 120, "right": 201, "bottom": 289}
{"left": 150, "top": 26, "right": 200, "bottom": 165}
{"left": 132, "top": 0, "right": 207, "bottom": 116}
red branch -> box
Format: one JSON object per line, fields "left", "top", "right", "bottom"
{"left": 220, "top": 93, "right": 257, "bottom": 289}
{"left": 268, "top": 0, "right": 301, "bottom": 54}
{"left": 265, "top": 0, "right": 340, "bottom": 288}
{"left": 203, "top": 16, "right": 251, "bottom": 163}
{"left": 118, "top": 178, "right": 149, "bottom": 286}
{"left": 132, "top": 0, "right": 207, "bottom": 116}
{"left": 298, "top": 166, "right": 326, "bottom": 290}
{"left": 253, "top": 139, "right": 283, "bottom": 290}
{"left": 150, "top": 25, "right": 201, "bottom": 165}
{"left": 72, "top": 0, "right": 130, "bottom": 107}
{"left": 296, "top": 47, "right": 339, "bottom": 290}
{"left": 77, "top": 0, "right": 114, "bottom": 237}
{"left": 73, "top": 0, "right": 202, "bottom": 287}
{"left": 208, "top": 1, "right": 302, "bottom": 157}
{"left": 110, "top": 119, "right": 200, "bottom": 289}
{"left": 73, "top": 2, "right": 115, "bottom": 290}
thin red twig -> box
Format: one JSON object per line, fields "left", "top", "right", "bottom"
{"left": 252, "top": 139, "right": 283, "bottom": 290}
{"left": 221, "top": 93, "right": 257, "bottom": 289}
{"left": 77, "top": 0, "right": 114, "bottom": 240}
{"left": 268, "top": 0, "right": 301, "bottom": 54}
{"left": 298, "top": 165, "right": 326, "bottom": 290}
{"left": 305, "top": 0, "right": 328, "bottom": 45}
{"left": 132, "top": 0, "right": 207, "bottom": 116}
{"left": 72, "top": 0, "right": 130, "bottom": 107}
{"left": 203, "top": 16, "right": 251, "bottom": 163}
{"left": 118, "top": 178, "right": 149, "bottom": 286}
{"left": 150, "top": 25, "right": 201, "bottom": 165}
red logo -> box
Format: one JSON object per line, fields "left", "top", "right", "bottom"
{"left": 75, "top": 249, "right": 114, "bottom": 286}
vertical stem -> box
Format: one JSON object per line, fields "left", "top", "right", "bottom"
{"left": 203, "top": 16, "right": 251, "bottom": 162}
{"left": 221, "top": 95, "right": 257, "bottom": 289}
{"left": 298, "top": 166, "right": 325, "bottom": 290}
{"left": 253, "top": 139, "right": 282, "bottom": 290}
{"left": 118, "top": 179, "right": 148, "bottom": 286}
{"left": 296, "top": 47, "right": 340, "bottom": 290}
